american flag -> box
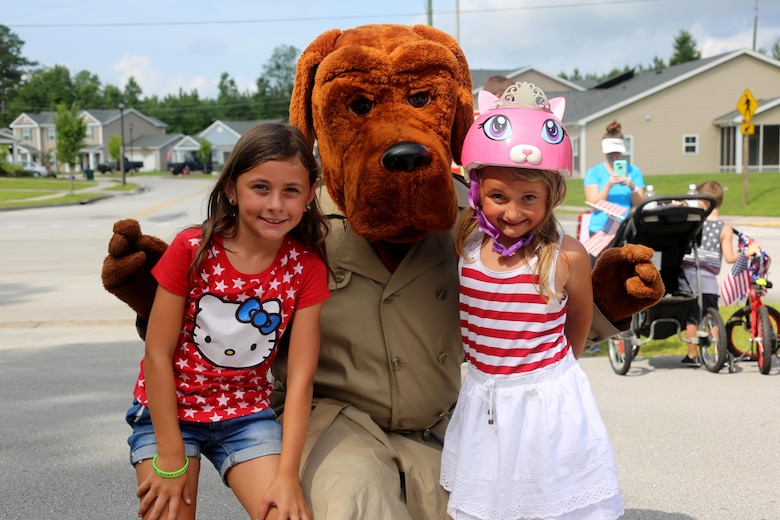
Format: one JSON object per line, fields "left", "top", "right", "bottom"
{"left": 720, "top": 233, "right": 770, "bottom": 306}
{"left": 720, "top": 252, "right": 750, "bottom": 306}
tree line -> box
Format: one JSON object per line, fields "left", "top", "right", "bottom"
{"left": 2, "top": 25, "right": 780, "bottom": 138}
{"left": 559, "top": 29, "right": 780, "bottom": 82}
{"left": 0, "top": 24, "right": 298, "bottom": 137}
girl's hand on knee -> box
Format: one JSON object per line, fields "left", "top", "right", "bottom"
{"left": 255, "top": 473, "right": 311, "bottom": 520}
{"left": 136, "top": 472, "right": 192, "bottom": 520}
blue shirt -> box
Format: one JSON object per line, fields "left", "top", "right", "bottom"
{"left": 583, "top": 162, "right": 645, "bottom": 233}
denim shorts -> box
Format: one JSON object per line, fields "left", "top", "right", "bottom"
{"left": 126, "top": 401, "right": 282, "bottom": 485}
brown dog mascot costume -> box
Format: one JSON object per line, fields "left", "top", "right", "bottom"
{"left": 103, "top": 24, "right": 663, "bottom": 519}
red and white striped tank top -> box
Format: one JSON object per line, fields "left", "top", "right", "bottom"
{"left": 459, "top": 232, "right": 570, "bottom": 376}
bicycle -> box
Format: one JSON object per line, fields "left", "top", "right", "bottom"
{"left": 724, "top": 234, "right": 778, "bottom": 374}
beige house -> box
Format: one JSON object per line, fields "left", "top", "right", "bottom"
{"left": 470, "top": 49, "right": 780, "bottom": 177}
{"left": 9, "top": 108, "right": 167, "bottom": 172}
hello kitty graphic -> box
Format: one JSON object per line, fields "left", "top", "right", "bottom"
{"left": 192, "top": 294, "right": 282, "bottom": 369}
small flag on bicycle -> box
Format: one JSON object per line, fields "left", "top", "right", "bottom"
{"left": 731, "top": 251, "right": 749, "bottom": 277}
{"left": 720, "top": 264, "right": 750, "bottom": 306}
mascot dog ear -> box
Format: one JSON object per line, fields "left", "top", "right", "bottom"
{"left": 289, "top": 25, "right": 474, "bottom": 166}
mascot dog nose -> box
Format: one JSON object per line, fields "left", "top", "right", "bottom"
{"left": 381, "top": 142, "right": 433, "bottom": 172}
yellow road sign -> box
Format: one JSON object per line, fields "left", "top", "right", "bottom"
{"left": 737, "top": 89, "right": 758, "bottom": 122}
{"left": 741, "top": 123, "right": 755, "bottom": 135}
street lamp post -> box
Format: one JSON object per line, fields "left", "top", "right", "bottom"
{"left": 119, "top": 101, "right": 126, "bottom": 185}
{"left": 129, "top": 123, "right": 133, "bottom": 176}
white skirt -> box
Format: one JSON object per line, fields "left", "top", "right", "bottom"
{"left": 440, "top": 352, "right": 624, "bottom": 520}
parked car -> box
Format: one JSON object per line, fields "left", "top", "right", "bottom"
{"left": 97, "top": 157, "right": 143, "bottom": 173}
{"left": 168, "top": 157, "right": 212, "bottom": 175}
{"left": 169, "top": 157, "right": 212, "bottom": 175}
{"left": 19, "top": 160, "right": 54, "bottom": 177}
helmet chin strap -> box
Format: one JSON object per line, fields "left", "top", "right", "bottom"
{"left": 469, "top": 172, "right": 533, "bottom": 258}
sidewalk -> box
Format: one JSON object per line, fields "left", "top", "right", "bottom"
{"left": 0, "top": 175, "right": 142, "bottom": 207}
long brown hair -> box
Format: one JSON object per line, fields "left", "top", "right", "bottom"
{"left": 454, "top": 167, "right": 566, "bottom": 301}
{"left": 189, "top": 122, "right": 329, "bottom": 278}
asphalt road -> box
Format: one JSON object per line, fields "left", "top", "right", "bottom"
{"left": 1, "top": 176, "right": 779, "bottom": 519}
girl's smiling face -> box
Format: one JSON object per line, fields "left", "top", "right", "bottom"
{"left": 478, "top": 166, "right": 549, "bottom": 248}
{"left": 227, "top": 157, "right": 315, "bottom": 245}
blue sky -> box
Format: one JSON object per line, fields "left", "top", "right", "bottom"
{"left": 8, "top": 0, "right": 780, "bottom": 100}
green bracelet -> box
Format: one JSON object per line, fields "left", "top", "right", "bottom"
{"left": 151, "top": 454, "right": 189, "bottom": 479}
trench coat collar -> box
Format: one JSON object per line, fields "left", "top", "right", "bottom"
{"left": 319, "top": 184, "right": 455, "bottom": 293}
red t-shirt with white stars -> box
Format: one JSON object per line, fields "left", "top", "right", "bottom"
{"left": 133, "top": 227, "right": 329, "bottom": 423}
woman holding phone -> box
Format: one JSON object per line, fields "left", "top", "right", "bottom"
{"left": 583, "top": 120, "right": 646, "bottom": 235}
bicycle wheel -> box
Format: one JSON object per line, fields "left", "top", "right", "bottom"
{"left": 758, "top": 306, "right": 773, "bottom": 375}
{"left": 608, "top": 331, "right": 637, "bottom": 376}
{"left": 728, "top": 306, "right": 780, "bottom": 361}
{"left": 699, "top": 307, "right": 727, "bottom": 373}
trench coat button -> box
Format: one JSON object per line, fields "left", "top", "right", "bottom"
{"left": 436, "top": 289, "right": 447, "bottom": 300}
{"left": 383, "top": 295, "right": 394, "bottom": 304}
{"left": 437, "top": 353, "right": 448, "bottom": 364}
{"left": 423, "top": 428, "right": 431, "bottom": 440}
{"left": 334, "top": 270, "right": 345, "bottom": 283}
{"left": 391, "top": 357, "right": 404, "bottom": 370}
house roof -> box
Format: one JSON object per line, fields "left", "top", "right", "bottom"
{"left": 469, "top": 67, "right": 588, "bottom": 95}
{"left": 129, "top": 133, "right": 184, "bottom": 150}
{"left": 84, "top": 108, "right": 167, "bottom": 128}
{"left": 10, "top": 111, "right": 56, "bottom": 126}
{"left": 9, "top": 108, "right": 167, "bottom": 128}
{"left": 546, "top": 49, "right": 780, "bottom": 126}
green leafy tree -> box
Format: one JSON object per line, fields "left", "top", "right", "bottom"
{"left": 107, "top": 134, "right": 122, "bottom": 163}
{"left": 54, "top": 103, "right": 87, "bottom": 171}
{"left": 772, "top": 37, "right": 780, "bottom": 61}
{"left": 0, "top": 25, "right": 37, "bottom": 125}
{"left": 103, "top": 84, "right": 124, "bottom": 109}
{"left": 9, "top": 64, "right": 74, "bottom": 114}
{"left": 669, "top": 29, "right": 701, "bottom": 66}
{"left": 217, "top": 72, "right": 252, "bottom": 120}
{"left": 72, "top": 70, "right": 102, "bottom": 110}
{"left": 197, "top": 138, "right": 213, "bottom": 167}
{"left": 256, "top": 44, "right": 300, "bottom": 119}
{"left": 123, "top": 76, "right": 143, "bottom": 107}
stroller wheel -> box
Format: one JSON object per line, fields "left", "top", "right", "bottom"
{"left": 608, "top": 331, "right": 637, "bottom": 375}
{"left": 699, "top": 308, "right": 727, "bottom": 373}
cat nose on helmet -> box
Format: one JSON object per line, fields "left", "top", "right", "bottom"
{"left": 381, "top": 142, "right": 433, "bottom": 172}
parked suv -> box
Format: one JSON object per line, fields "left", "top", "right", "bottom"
{"left": 20, "top": 161, "right": 54, "bottom": 177}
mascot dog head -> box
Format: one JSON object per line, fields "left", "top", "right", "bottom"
{"left": 290, "top": 24, "right": 473, "bottom": 243}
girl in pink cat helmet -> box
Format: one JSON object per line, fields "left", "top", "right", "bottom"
{"left": 461, "top": 82, "right": 573, "bottom": 256}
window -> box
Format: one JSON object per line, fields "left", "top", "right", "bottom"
{"left": 683, "top": 134, "right": 698, "bottom": 154}
{"left": 85, "top": 126, "right": 93, "bottom": 139}
{"left": 48, "top": 128, "right": 56, "bottom": 141}
{"left": 22, "top": 128, "right": 31, "bottom": 141}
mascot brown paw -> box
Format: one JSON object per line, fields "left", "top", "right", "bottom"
{"left": 101, "top": 219, "right": 167, "bottom": 325}
{"left": 592, "top": 244, "right": 665, "bottom": 329}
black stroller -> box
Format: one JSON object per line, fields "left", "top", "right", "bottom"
{"left": 603, "top": 194, "right": 729, "bottom": 375}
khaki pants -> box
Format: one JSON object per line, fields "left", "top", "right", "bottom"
{"left": 299, "top": 399, "right": 450, "bottom": 520}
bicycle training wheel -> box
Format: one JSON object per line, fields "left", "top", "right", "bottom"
{"left": 698, "top": 307, "right": 727, "bottom": 373}
{"left": 608, "top": 331, "right": 637, "bottom": 376}
{"left": 757, "top": 306, "right": 773, "bottom": 375}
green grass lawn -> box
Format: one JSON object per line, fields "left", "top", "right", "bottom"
{"left": 564, "top": 171, "right": 780, "bottom": 216}
{"left": 0, "top": 172, "right": 175, "bottom": 208}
